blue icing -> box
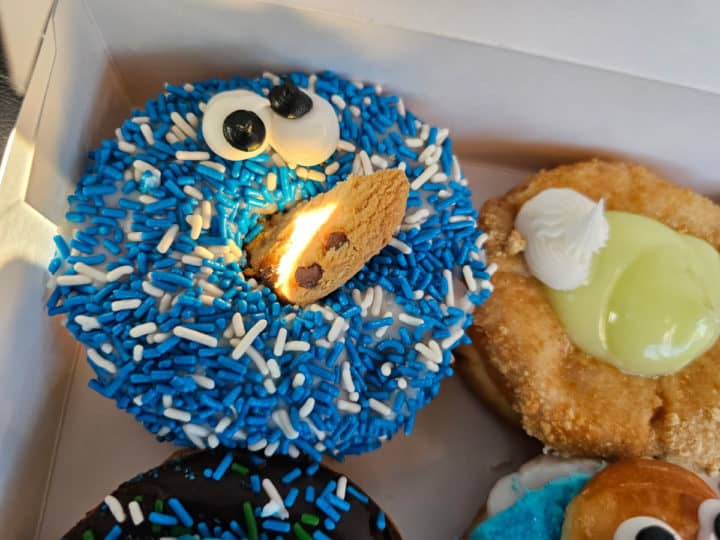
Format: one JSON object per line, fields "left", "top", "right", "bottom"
{"left": 469, "top": 473, "right": 591, "bottom": 540}
{"left": 47, "top": 71, "right": 491, "bottom": 460}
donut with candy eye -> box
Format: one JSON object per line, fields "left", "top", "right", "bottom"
{"left": 466, "top": 457, "right": 720, "bottom": 540}
{"left": 47, "top": 71, "right": 490, "bottom": 459}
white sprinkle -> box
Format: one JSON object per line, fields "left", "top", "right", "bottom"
{"left": 308, "top": 73, "right": 317, "bottom": 91}
{"left": 481, "top": 280, "right": 494, "bottom": 292}
{"left": 193, "top": 374, "right": 215, "bottom": 390}
{"left": 159, "top": 293, "right": 173, "bottom": 313}
{"left": 138, "top": 194, "right": 159, "bottom": 205}
{"left": 214, "top": 416, "right": 231, "bottom": 433}
{"left": 186, "top": 112, "right": 199, "bottom": 128}
{"left": 438, "top": 189, "right": 451, "bottom": 199}
{"left": 165, "top": 132, "right": 179, "bottom": 145}
{"left": 336, "top": 476, "right": 348, "bottom": 500}
{"left": 299, "top": 397, "right": 316, "bottom": 418}
{"left": 487, "top": 262, "right": 498, "bottom": 276}
{"left": 398, "top": 313, "right": 423, "bottom": 326}
{"left": 389, "top": 238, "right": 412, "bottom": 254}
{"left": 184, "top": 429, "right": 206, "bottom": 449}
{"left": 358, "top": 150, "right": 372, "bottom": 175}
{"left": 104, "top": 495, "right": 126, "bottom": 523}
{"left": 271, "top": 152, "right": 287, "bottom": 168}
{"left": 54, "top": 274, "right": 89, "bottom": 288}
{"left": 207, "top": 434, "right": 220, "bottom": 448}
{"left": 200, "top": 161, "right": 226, "bottom": 173}
{"left": 349, "top": 105, "right": 361, "bottom": 117}
{"left": 118, "top": 141, "right": 136, "bottom": 153}
{"left": 371, "top": 285, "right": 383, "bottom": 317}
{"left": 305, "top": 418, "right": 326, "bottom": 441}
{"left": 413, "top": 290, "right": 424, "bottom": 300}
{"left": 156, "top": 224, "right": 178, "bottom": 254}
{"left": 427, "top": 145, "right": 443, "bottom": 165}
{"left": 133, "top": 395, "right": 143, "bottom": 407}
{"left": 130, "top": 322, "right": 157, "bottom": 338}
{"left": 431, "top": 172, "right": 449, "bottom": 183}
{"left": 75, "top": 315, "right": 101, "bottom": 331}
{"left": 341, "top": 361, "right": 355, "bottom": 393}
{"left": 72, "top": 262, "right": 107, "bottom": 283}
{"left": 263, "top": 378, "right": 277, "bottom": 394}
{"left": 328, "top": 316, "right": 346, "bottom": 342}
{"left": 288, "top": 445, "right": 300, "bottom": 459}
{"left": 140, "top": 123, "right": 155, "bottom": 145}
{"left": 183, "top": 185, "right": 204, "bottom": 200}
{"left": 436, "top": 128, "right": 450, "bottom": 145}
{"left": 194, "top": 246, "right": 214, "bottom": 260}
{"left": 370, "top": 155, "right": 388, "bottom": 169}
{"left": 375, "top": 326, "right": 389, "bottom": 339}
{"left": 127, "top": 231, "right": 143, "bottom": 242}
{"left": 398, "top": 161, "right": 407, "bottom": 172}
{"left": 261, "top": 500, "right": 282, "bottom": 518}
{"left": 164, "top": 407, "right": 191, "bottom": 422}
{"left": 475, "top": 233, "right": 489, "bottom": 249}
{"left": 184, "top": 423, "right": 210, "bottom": 437}
{"left": 231, "top": 319, "right": 268, "bottom": 360}
{"left": 397, "top": 98, "right": 406, "bottom": 117}
{"left": 263, "top": 478, "right": 285, "bottom": 506}
{"left": 442, "top": 329, "right": 465, "bottom": 349}
{"left": 396, "top": 377, "right": 408, "bottom": 389}
{"left": 133, "top": 345, "right": 144, "bottom": 362}
{"left": 267, "top": 359, "right": 281, "bottom": 379}
{"left": 443, "top": 269, "right": 456, "bottom": 307}
{"left": 449, "top": 215, "right": 473, "bottom": 223}
{"left": 272, "top": 409, "right": 299, "bottom": 439}
{"left": 142, "top": 280, "right": 163, "bottom": 297}
{"left": 307, "top": 169, "right": 326, "bottom": 182}
{"left": 362, "top": 96, "right": 371, "bottom": 106}
{"left": 111, "top": 299, "right": 141, "bottom": 312}
{"left": 162, "top": 394, "right": 173, "bottom": 408}
{"left": 316, "top": 339, "right": 331, "bottom": 349}
{"left": 231, "top": 312, "right": 246, "bottom": 338}
{"left": 295, "top": 166, "right": 309, "bottom": 179}
{"left": 247, "top": 346, "right": 270, "bottom": 375}
{"left": 266, "top": 171, "right": 278, "bottom": 191}
{"left": 128, "top": 500, "right": 144, "bottom": 525}
{"left": 308, "top": 304, "right": 335, "bottom": 321}
{"left": 420, "top": 123, "right": 430, "bottom": 142}
{"left": 405, "top": 137, "right": 423, "bottom": 148}
{"left": 133, "top": 159, "right": 161, "bottom": 177}
{"left": 410, "top": 163, "right": 439, "bottom": 190}
{"left": 101, "top": 342, "right": 113, "bottom": 355}
{"left": 170, "top": 111, "right": 198, "bottom": 140}
{"left": 182, "top": 254, "right": 203, "bottom": 267}
{"left": 337, "top": 140, "right": 356, "bottom": 152}
{"left": 463, "top": 265, "right": 478, "bottom": 292}
{"left": 157, "top": 426, "right": 171, "bottom": 437}
{"left": 415, "top": 342, "right": 442, "bottom": 364}
{"left": 324, "top": 162, "right": 340, "bottom": 175}
{"left": 451, "top": 155, "right": 462, "bottom": 180}
{"left": 274, "top": 327, "right": 287, "bottom": 356}
{"left": 201, "top": 200, "right": 212, "bottom": 229}
{"left": 199, "top": 279, "right": 223, "bottom": 297}
{"left": 173, "top": 326, "right": 218, "bottom": 347}
{"left": 264, "top": 440, "right": 279, "bottom": 457}
{"left": 131, "top": 116, "right": 150, "bottom": 124}
{"left": 292, "top": 373, "right": 306, "bottom": 388}
{"left": 153, "top": 332, "right": 171, "bottom": 344}
{"left": 369, "top": 398, "right": 394, "bottom": 417}
{"left": 361, "top": 288, "right": 374, "bottom": 309}
{"left": 285, "top": 340, "right": 310, "bottom": 352}
{"left": 337, "top": 400, "right": 362, "bottom": 414}
{"left": 331, "top": 94, "right": 346, "bottom": 109}
{"left": 88, "top": 348, "right": 116, "bottom": 374}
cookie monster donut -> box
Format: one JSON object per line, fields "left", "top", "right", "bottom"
{"left": 46, "top": 71, "right": 490, "bottom": 459}
{"left": 62, "top": 448, "right": 401, "bottom": 539}
{"left": 467, "top": 456, "right": 720, "bottom": 540}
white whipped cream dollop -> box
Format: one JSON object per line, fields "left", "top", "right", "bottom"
{"left": 515, "top": 188, "right": 609, "bottom": 291}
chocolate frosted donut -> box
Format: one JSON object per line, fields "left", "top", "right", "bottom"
{"left": 62, "top": 449, "right": 401, "bottom": 540}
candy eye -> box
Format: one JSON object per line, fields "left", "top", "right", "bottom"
{"left": 202, "top": 90, "right": 272, "bottom": 161}
{"left": 697, "top": 499, "right": 720, "bottom": 540}
{"left": 613, "top": 516, "right": 680, "bottom": 540}
{"left": 267, "top": 80, "right": 339, "bottom": 167}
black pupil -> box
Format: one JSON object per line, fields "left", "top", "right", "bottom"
{"left": 268, "top": 81, "right": 313, "bottom": 119}
{"left": 636, "top": 525, "right": 674, "bottom": 540}
{"left": 714, "top": 512, "right": 720, "bottom": 536}
{"left": 222, "top": 110, "right": 265, "bottom": 152}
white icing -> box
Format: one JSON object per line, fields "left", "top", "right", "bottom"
{"left": 269, "top": 91, "right": 340, "bottom": 167}
{"left": 515, "top": 188, "right": 609, "bottom": 291}
{"left": 486, "top": 455, "right": 604, "bottom": 516}
{"left": 697, "top": 499, "right": 720, "bottom": 540}
{"left": 202, "top": 90, "right": 272, "bottom": 161}
{"left": 613, "top": 516, "right": 680, "bottom": 540}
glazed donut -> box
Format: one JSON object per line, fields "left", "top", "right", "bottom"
{"left": 456, "top": 160, "right": 720, "bottom": 472}
{"left": 467, "top": 457, "right": 720, "bottom": 540}
{"left": 62, "top": 448, "right": 401, "bottom": 540}
{"left": 47, "top": 71, "right": 490, "bottom": 459}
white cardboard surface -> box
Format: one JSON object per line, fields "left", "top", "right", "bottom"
{"left": 2, "top": 0, "right": 720, "bottom": 538}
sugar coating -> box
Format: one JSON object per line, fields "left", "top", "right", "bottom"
{"left": 47, "top": 71, "right": 490, "bottom": 459}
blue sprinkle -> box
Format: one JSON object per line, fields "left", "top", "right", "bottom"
{"left": 376, "top": 511, "right": 386, "bottom": 530}
{"left": 103, "top": 524, "right": 122, "bottom": 540}
{"left": 168, "top": 497, "right": 194, "bottom": 527}
{"left": 149, "top": 512, "right": 179, "bottom": 526}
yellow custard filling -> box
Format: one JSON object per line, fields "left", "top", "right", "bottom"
{"left": 546, "top": 211, "right": 720, "bottom": 376}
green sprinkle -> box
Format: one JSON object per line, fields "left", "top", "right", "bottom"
{"left": 133, "top": 495, "right": 143, "bottom": 503}
{"left": 231, "top": 462, "right": 249, "bottom": 475}
{"left": 152, "top": 499, "right": 164, "bottom": 533}
{"left": 300, "top": 513, "right": 320, "bottom": 527}
{"left": 170, "top": 526, "right": 192, "bottom": 536}
{"left": 293, "top": 523, "right": 313, "bottom": 540}
{"left": 243, "top": 501, "right": 258, "bottom": 540}
{"left": 82, "top": 530, "right": 95, "bottom": 540}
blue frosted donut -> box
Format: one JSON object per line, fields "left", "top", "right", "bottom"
{"left": 47, "top": 71, "right": 492, "bottom": 460}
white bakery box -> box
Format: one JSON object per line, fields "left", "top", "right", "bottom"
{"left": 2, "top": 0, "right": 720, "bottom": 538}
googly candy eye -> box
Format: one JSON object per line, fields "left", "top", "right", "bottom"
{"left": 613, "top": 516, "right": 680, "bottom": 540}
{"left": 202, "top": 90, "right": 272, "bottom": 160}
{"left": 697, "top": 499, "right": 720, "bottom": 540}
{"left": 268, "top": 80, "right": 339, "bottom": 167}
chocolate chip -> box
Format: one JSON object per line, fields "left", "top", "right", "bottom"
{"left": 325, "top": 231, "right": 348, "bottom": 251}
{"left": 295, "top": 263, "right": 323, "bottom": 289}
